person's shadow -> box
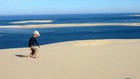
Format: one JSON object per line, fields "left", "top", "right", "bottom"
{"left": 15, "top": 54, "right": 28, "bottom": 58}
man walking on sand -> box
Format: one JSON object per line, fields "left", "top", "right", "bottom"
{"left": 28, "top": 31, "right": 40, "bottom": 58}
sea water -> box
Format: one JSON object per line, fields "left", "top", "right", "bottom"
{"left": 0, "top": 13, "right": 140, "bottom": 49}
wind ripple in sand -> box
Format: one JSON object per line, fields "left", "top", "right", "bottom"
{"left": 75, "top": 39, "right": 140, "bottom": 46}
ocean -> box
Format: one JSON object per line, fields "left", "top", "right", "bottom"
{"left": 0, "top": 13, "right": 140, "bottom": 49}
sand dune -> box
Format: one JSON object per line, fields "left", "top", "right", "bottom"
{"left": 0, "top": 39, "right": 140, "bottom": 79}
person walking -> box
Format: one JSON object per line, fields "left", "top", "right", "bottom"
{"left": 28, "top": 31, "right": 40, "bottom": 58}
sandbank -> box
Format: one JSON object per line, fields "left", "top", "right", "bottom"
{"left": 0, "top": 23, "right": 140, "bottom": 28}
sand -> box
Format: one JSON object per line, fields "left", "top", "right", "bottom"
{"left": 0, "top": 23, "right": 140, "bottom": 28}
{"left": 0, "top": 39, "right": 140, "bottom": 79}
{"left": 10, "top": 20, "right": 53, "bottom": 24}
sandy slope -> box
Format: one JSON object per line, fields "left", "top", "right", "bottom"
{"left": 0, "top": 39, "right": 140, "bottom": 79}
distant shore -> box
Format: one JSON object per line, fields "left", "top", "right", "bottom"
{"left": 10, "top": 20, "right": 53, "bottom": 24}
{"left": 0, "top": 23, "right": 140, "bottom": 28}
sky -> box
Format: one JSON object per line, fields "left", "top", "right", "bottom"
{"left": 0, "top": 0, "right": 140, "bottom": 15}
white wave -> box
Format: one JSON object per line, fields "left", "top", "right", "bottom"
{"left": 10, "top": 20, "right": 53, "bottom": 24}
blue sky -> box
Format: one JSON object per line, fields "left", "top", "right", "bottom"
{"left": 0, "top": 0, "right": 140, "bottom": 15}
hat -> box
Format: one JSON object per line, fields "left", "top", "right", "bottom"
{"left": 33, "top": 31, "right": 40, "bottom": 36}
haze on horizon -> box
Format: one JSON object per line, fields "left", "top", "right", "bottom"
{"left": 0, "top": 0, "right": 140, "bottom": 15}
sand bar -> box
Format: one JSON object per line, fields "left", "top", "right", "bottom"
{"left": 10, "top": 20, "right": 53, "bottom": 24}
{"left": 0, "top": 23, "right": 140, "bottom": 28}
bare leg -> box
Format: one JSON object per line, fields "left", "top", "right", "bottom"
{"left": 33, "top": 54, "right": 37, "bottom": 58}
{"left": 27, "top": 52, "right": 33, "bottom": 58}
{"left": 27, "top": 47, "right": 35, "bottom": 58}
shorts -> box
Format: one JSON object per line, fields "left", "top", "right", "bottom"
{"left": 31, "top": 46, "right": 38, "bottom": 55}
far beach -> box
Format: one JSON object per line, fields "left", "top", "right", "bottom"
{"left": 1, "top": 23, "right": 140, "bottom": 28}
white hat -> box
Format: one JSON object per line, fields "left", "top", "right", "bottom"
{"left": 33, "top": 31, "right": 40, "bottom": 36}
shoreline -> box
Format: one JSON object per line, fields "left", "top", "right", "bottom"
{"left": 0, "top": 23, "right": 140, "bottom": 28}
{"left": 0, "top": 39, "right": 140, "bottom": 79}
{"left": 1, "top": 39, "right": 140, "bottom": 50}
